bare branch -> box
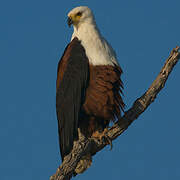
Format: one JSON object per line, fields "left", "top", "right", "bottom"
{"left": 50, "top": 47, "right": 180, "bottom": 180}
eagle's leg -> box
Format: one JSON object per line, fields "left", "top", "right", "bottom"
{"left": 92, "top": 128, "right": 113, "bottom": 150}
{"left": 88, "top": 117, "right": 113, "bottom": 149}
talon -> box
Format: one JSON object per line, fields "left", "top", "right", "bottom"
{"left": 102, "top": 134, "right": 113, "bottom": 150}
{"left": 106, "top": 136, "right": 113, "bottom": 150}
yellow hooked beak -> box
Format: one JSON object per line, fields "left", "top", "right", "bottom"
{"left": 67, "top": 13, "right": 82, "bottom": 27}
{"left": 67, "top": 17, "right": 73, "bottom": 27}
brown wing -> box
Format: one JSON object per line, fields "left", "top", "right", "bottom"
{"left": 56, "top": 37, "right": 89, "bottom": 160}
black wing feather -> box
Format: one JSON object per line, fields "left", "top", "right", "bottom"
{"left": 56, "top": 38, "right": 89, "bottom": 160}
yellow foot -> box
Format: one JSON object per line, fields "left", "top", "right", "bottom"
{"left": 92, "top": 128, "right": 113, "bottom": 150}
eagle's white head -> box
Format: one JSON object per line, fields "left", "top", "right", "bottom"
{"left": 67, "top": 6, "right": 119, "bottom": 66}
{"left": 67, "top": 6, "right": 95, "bottom": 29}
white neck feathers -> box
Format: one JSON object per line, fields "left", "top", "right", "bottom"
{"left": 71, "top": 21, "right": 118, "bottom": 66}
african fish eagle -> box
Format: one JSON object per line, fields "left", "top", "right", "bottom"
{"left": 56, "top": 6, "right": 124, "bottom": 173}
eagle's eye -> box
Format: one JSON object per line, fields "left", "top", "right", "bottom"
{"left": 76, "top": 12, "right": 82, "bottom": 16}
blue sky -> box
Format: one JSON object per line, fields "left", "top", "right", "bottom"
{"left": 0, "top": 0, "right": 180, "bottom": 179}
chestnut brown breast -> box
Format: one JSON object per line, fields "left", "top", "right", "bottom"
{"left": 83, "top": 64, "right": 124, "bottom": 122}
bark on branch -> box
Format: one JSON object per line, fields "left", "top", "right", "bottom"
{"left": 50, "top": 47, "right": 180, "bottom": 180}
